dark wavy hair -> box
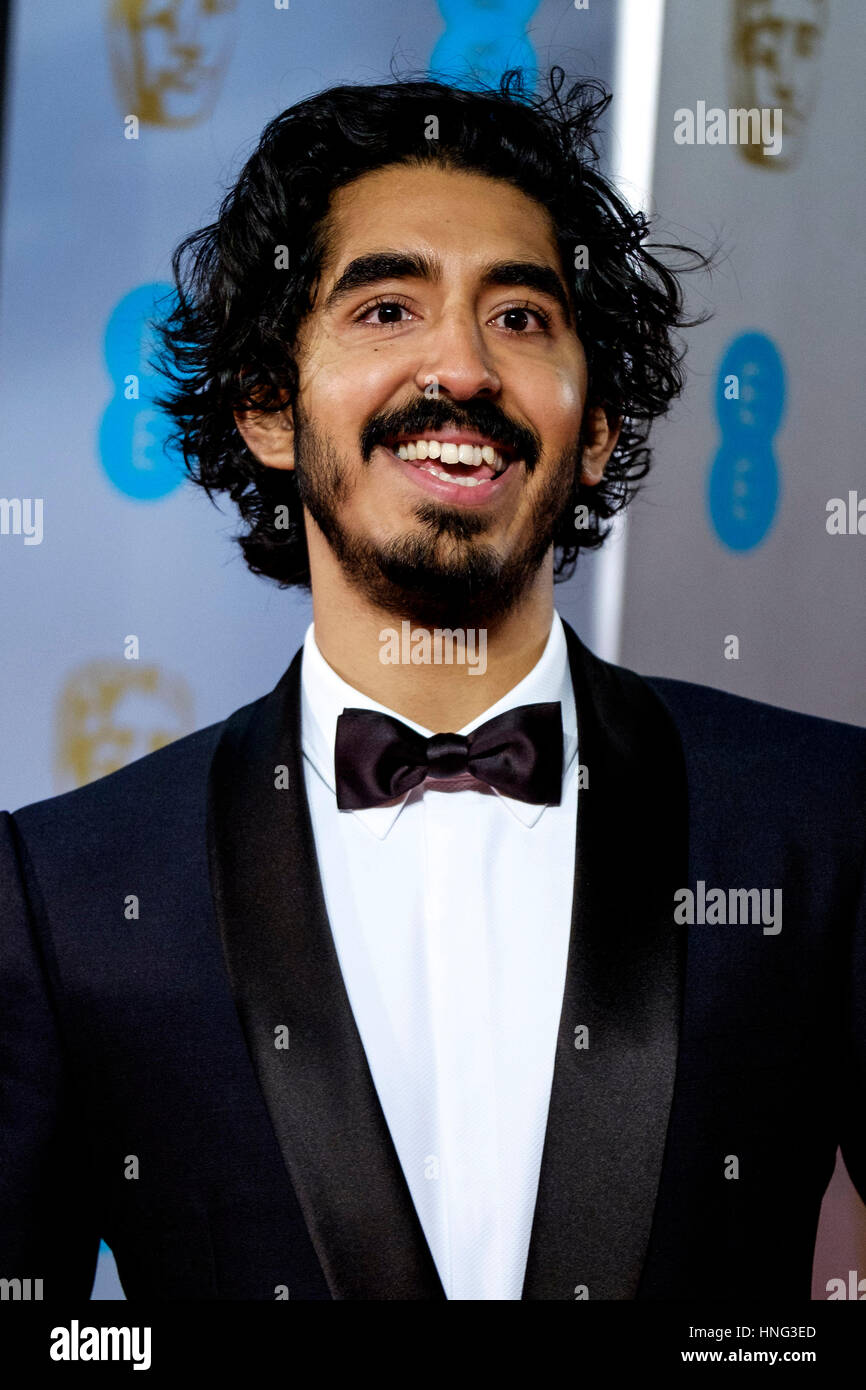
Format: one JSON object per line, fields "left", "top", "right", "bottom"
{"left": 153, "top": 69, "right": 710, "bottom": 587}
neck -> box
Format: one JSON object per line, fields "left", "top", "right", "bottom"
{"left": 308, "top": 541, "right": 555, "bottom": 733}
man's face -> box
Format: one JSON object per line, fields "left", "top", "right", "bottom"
{"left": 257, "top": 163, "right": 611, "bottom": 625}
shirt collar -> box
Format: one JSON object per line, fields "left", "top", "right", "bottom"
{"left": 300, "top": 612, "right": 578, "bottom": 840}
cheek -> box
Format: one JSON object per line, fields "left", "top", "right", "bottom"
{"left": 300, "top": 344, "right": 407, "bottom": 434}
{"left": 521, "top": 362, "right": 585, "bottom": 451}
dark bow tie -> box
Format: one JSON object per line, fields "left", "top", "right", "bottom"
{"left": 333, "top": 702, "right": 563, "bottom": 811}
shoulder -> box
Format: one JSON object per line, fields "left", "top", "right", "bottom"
{"left": 643, "top": 672, "right": 866, "bottom": 763}
{"left": 563, "top": 618, "right": 866, "bottom": 774}
{"left": 638, "top": 673, "right": 866, "bottom": 834}
{"left": 8, "top": 695, "right": 266, "bottom": 864}
{"left": 6, "top": 649, "right": 300, "bottom": 877}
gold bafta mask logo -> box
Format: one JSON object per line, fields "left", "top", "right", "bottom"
{"left": 106, "top": 0, "right": 238, "bottom": 129}
{"left": 55, "top": 660, "right": 194, "bottom": 792}
{"left": 730, "top": 0, "right": 828, "bottom": 170}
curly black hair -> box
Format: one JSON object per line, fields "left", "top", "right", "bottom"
{"left": 153, "top": 68, "right": 710, "bottom": 587}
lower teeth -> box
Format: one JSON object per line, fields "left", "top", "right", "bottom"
{"left": 389, "top": 447, "right": 515, "bottom": 487}
{"left": 421, "top": 464, "right": 484, "bottom": 487}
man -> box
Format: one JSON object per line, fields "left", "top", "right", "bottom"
{"left": 1, "top": 72, "right": 864, "bottom": 1302}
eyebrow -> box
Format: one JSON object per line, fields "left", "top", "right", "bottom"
{"left": 322, "top": 250, "right": 573, "bottom": 323}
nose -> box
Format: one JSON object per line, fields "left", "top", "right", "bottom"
{"left": 413, "top": 310, "right": 502, "bottom": 400}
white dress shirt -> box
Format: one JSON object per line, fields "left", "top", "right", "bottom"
{"left": 300, "top": 612, "right": 578, "bottom": 1300}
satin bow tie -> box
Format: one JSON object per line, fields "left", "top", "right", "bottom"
{"left": 333, "top": 702, "right": 563, "bottom": 811}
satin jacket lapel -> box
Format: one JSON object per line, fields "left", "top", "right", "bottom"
{"left": 206, "top": 651, "right": 445, "bottom": 1300}
{"left": 522, "top": 622, "right": 689, "bottom": 1299}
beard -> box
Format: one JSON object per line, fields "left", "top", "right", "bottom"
{"left": 293, "top": 406, "right": 579, "bottom": 628}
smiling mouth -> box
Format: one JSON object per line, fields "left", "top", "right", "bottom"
{"left": 383, "top": 435, "right": 520, "bottom": 489}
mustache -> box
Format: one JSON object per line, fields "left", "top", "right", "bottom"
{"left": 359, "top": 397, "right": 542, "bottom": 473}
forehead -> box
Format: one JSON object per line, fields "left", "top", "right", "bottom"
{"left": 319, "top": 163, "right": 564, "bottom": 284}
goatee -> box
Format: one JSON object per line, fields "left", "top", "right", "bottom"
{"left": 293, "top": 410, "right": 577, "bottom": 628}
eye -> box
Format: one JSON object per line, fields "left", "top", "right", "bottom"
{"left": 355, "top": 297, "right": 416, "bottom": 327}
{"left": 491, "top": 304, "right": 552, "bottom": 335}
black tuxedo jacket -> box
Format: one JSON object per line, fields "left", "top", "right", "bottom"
{"left": 2, "top": 623, "right": 865, "bottom": 1300}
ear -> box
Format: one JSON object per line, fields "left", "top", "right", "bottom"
{"left": 233, "top": 401, "right": 296, "bottom": 471}
{"left": 580, "top": 405, "right": 621, "bottom": 486}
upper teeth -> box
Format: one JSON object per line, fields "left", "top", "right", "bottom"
{"left": 394, "top": 439, "right": 506, "bottom": 470}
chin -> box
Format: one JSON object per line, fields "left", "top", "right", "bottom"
{"left": 368, "top": 528, "right": 551, "bottom": 629}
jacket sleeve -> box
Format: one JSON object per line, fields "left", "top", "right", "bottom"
{"left": 840, "top": 834, "right": 866, "bottom": 1205}
{"left": 0, "top": 810, "right": 101, "bottom": 1299}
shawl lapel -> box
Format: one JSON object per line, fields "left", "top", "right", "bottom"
{"left": 206, "top": 652, "right": 445, "bottom": 1299}
{"left": 521, "top": 622, "right": 688, "bottom": 1298}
